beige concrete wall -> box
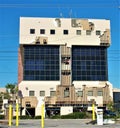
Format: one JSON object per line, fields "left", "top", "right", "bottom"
{"left": 22, "top": 96, "right": 38, "bottom": 108}
{"left": 20, "top": 17, "right": 110, "bottom": 47}
{"left": 19, "top": 81, "right": 60, "bottom": 97}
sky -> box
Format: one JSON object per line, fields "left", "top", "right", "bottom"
{"left": 0, "top": 0, "right": 120, "bottom": 88}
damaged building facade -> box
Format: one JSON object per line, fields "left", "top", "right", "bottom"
{"left": 18, "top": 17, "right": 113, "bottom": 116}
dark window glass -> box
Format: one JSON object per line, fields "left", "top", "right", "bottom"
{"left": 88, "top": 91, "right": 93, "bottom": 96}
{"left": 97, "top": 91, "right": 103, "bottom": 96}
{"left": 40, "top": 29, "right": 45, "bottom": 34}
{"left": 72, "top": 46, "right": 108, "bottom": 81}
{"left": 64, "top": 90, "right": 69, "bottom": 97}
{"left": 50, "top": 29, "right": 55, "bottom": 34}
{"left": 86, "top": 30, "right": 91, "bottom": 35}
{"left": 76, "top": 30, "right": 81, "bottom": 35}
{"left": 50, "top": 91, "right": 56, "bottom": 97}
{"left": 40, "top": 91, "right": 45, "bottom": 96}
{"left": 29, "top": 91, "right": 35, "bottom": 96}
{"left": 96, "top": 30, "right": 101, "bottom": 35}
{"left": 23, "top": 45, "right": 60, "bottom": 81}
{"left": 63, "top": 30, "right": 68, "bottom": 35}
{"left": 77, "top": 91, "right": 83, "bottom": 97}
{"left": 30, "top": 29, "right": 35, "bottom": 34}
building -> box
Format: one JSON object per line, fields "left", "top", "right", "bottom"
{"left": 18, "top": 17, "right": 113, "bottom": 116}
{"left": 0, "top": 88, "right": 6, "bottom": 112}
{"left": 113, "top": 88, "right": 120, "bottom": 110}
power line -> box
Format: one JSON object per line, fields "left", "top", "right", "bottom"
{"left": 0, "top": 34, "right": 18, "bottom": 37}
{"left": 0, "top": 50, "right": 18, "bottom": 53}
{"left": 0, "top": 4, "right": 118, "bottom": 8}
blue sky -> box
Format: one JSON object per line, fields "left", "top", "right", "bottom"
{"left": 0, "top": 0, "right": 120, "bottom": 88}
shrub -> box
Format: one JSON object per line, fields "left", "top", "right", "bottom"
{"left": 34, "top": 116, "right": 41, "bottom": 119}
{"left": 51, "top": 112, "right": 90, "bottom": 119}
{"left": 13, "top": 115, "right": 42, "bottom": 119}
{"left": 0, "top": 115, "right": 5, "bottom": 119}
{"left": 13, "top": 115, "right": 33, "bottom": 119}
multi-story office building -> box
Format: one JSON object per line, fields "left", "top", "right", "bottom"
{"left": 18, "top": 17, "right": 113, "bottom": 116}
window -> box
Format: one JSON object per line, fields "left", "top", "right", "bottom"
{"left": 97, "top": 91, "right": 103, "bottom": 96}
{"left": 86, "top": 30, "right": 91, "bottom": 35}
{"left": 76, "top": 30, "right": 81, "bottom": 35}
{"left": 88, "top": 91, "right": 93, "bottom": 96}
{"left": 30, "top": 29, "right": 35, "bottom": 34}
{"left": 64, "top": 89, "right": 69, "bottom": 97}
{"left": 50, "top": 29, "right": 55, "bottom": 34}
{"left": 96, "top": 30, "right": 101, "bottom": 35}
{"left": 77, "top": 91, "right": 83, "bottom": 97}
{"left": 23, "top": 45, "right": 60, "bottom": 81}
{"left": 72, "top": 46, "right": 107, "bottom": 81}
{"left": 63, "top": 30, "right": 68, "bottom": 35}
{"left": 40, "top": 29, "right": 45, "bottom": 34}
{"left": 40, "top": 91, "right": 45, "bottom": 96}
{"left": 50, "top": 91, "right": 56, "bottom": 97}
{"left": 64, "top": 88, "right": 69, "bottom": 97}
{"left": 29, "top": 91, "right": 35, "bottom": 96}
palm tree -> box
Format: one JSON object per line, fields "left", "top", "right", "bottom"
{"left": 5, "top": 83, "right": 18, "bottom": 103}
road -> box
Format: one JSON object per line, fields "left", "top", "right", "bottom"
{"left": 0, "top": 119, "right": 120, "bottom": 128}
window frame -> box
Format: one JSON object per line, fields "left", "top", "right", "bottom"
{"left": 50, "top": 91, "right": 56, "bottom": 97}
{"left": 86, "top": 30, "right": 91, "bottom": 35}
{"left": 29, "top": 90, "right": 35, "bottom": 96}
{"left": 76, "top": 30, "right": 81, "bottom": 35}
{"left": 64, "top": 89, "right": 70, "bottom": 97}
{"left": 30, "top": 29, "right": 35, "bottom": 34}
{"left": 88, "top": 91, "right": 93, "bottom": 96}
{"left": 97, "top": 91, "right": 103, "bottom": 96}
{"left": 63, "top": 30, "right": 69, "bottom": 35}
{"left": 77, "top": 91, "right": 83, "bottom": 97}
{"left": 40, "top": 91, "right": 45, "bottom": 96}
{"left": 40, "top": 29, "right": 45, "bottom": 34}
{"left": 96, "top": 30, "right": 101, "bottom": 35}
{"left": 50, "top": 29, "right": 55, "bottom": 35}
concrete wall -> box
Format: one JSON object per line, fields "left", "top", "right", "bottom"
{"left": 18, "top": 81, "right": 60, "bottom": 97}
{"left": 20, "top": 17, "right": 110, "bottom": 47}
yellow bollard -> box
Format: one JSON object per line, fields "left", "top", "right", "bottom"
{"left": 92, "top": 103, "right": 95, "bottom": 120}
{"left": 41, "top": 104, "right": 44, "bottom": 128}
{"left": 9, "top": 104, "right": 12, "bottom": 126}
{"left": 16, "top": 103, "right": 19, "bottom": 126}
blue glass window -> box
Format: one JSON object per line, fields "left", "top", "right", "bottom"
{"left": 72, "top": 46, "right": 108, "bottom": 81}
{"left": 23, "top": 45, "right": 60, "bottom": 80}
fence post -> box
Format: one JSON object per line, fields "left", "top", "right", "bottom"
{"left": 9, "top": 104, "right": 12, "bottom": 126}
{"left": 41, "top": 104, "right": 45, "bottom": 128}
{"left": 92, "top": 103, "right": 95, "bottom": 120}
{"left": 16, "top": 103, "right": 19, "bottom": 126}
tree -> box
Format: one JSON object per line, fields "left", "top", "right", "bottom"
{"left": 5, "top": 83, "right": 18, "bottom": 102}
{"left": 5, "top": 83, "right": 16, "bottom": 94}
{"left": 107, "top": 101, "right": 114, "bottom": 111}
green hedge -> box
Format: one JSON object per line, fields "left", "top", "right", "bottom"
{"left": 0, "top": 115, "right": 5, "bottom": 119}
{"left": 12, "top": 112, "right": 92, "bottom": 119}
{"left": 51, "top": 112, "right": 91, "bottom": 119}
{"left": 13, "top": 115, "right": 41, "bottom": 119}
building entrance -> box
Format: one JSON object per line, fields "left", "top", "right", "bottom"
{"left": 25, "top": 107, "right": 35, "bottom": 117}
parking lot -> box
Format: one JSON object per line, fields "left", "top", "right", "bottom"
{"left": 0, "top": 119, "right": 120, "bottom": 128}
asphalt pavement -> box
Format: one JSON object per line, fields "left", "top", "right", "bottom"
{"left": 0, "top": 119, "right": 120, "bottom": 128}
